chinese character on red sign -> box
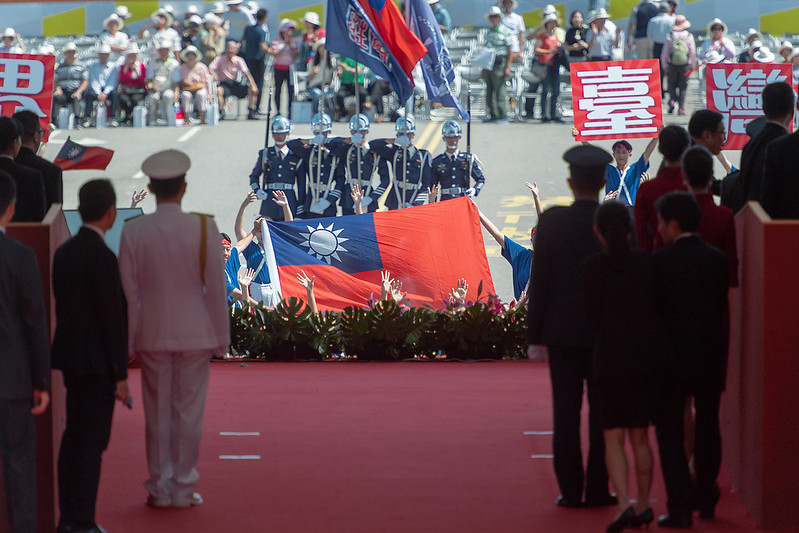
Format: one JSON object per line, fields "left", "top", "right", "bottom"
{"left": 0, "top": 53, "right": 56, "bottom": 140}
{"left": 571, "top": 59, "right": 663, "bottom": 141}
{"left": 705, "top": 63, "right": 792, "bottom": 150}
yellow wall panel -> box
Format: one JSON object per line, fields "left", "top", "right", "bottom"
{"left": 42, "top": 6, "right": 85, "bottom": 37}
{"left": 279, "top": 3, "right": 324, "bottom": 27}
{"left": 521, "top": 3, "right": 566, "bottom": 30}
{"left": 760, "top": 7, "right": 799, "bottom": 36}
{"left": 119, "top": 0, "right": 160, "bottom": 23}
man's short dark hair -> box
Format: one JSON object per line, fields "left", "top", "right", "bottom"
{"left": 762, "top": 82, "right": 795, "bottom": 120}
{"left": 655, "top": 191, "right": 701, "bottom": 233}
{"left": 688, "top": 109, "right": 724, "bottom": 139}
{"left": 11, "top": 110, "right": 42, "bottom": 140}
{"left": 569, "top": 165, "right": 606, "bottom": 194}
{"left": 78, "top": 179, "right": 116, "bottom": 223}
{"left": 0, "top": 170, "right": 17, "bottom": 217}
{"left": 0, "top": 116, "right": 22, "bottom": 153}
{"left": 255, "top": 9, "right": 267, "bottom": 22}
{"left": 611, "top": 140, "right": 632, "bottom": 152}
{"left": 149, "top": 176, "right": 185, "bottom": 198}
{"left": 681, "top": 145, "right": 714, "bottom": 189}
{"left": 658, "top": 125, "right": 690, "bottom": 162}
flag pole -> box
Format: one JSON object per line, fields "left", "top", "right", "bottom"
{"left": 315, "top": 97, "right": 323, "bottom": 205}
{"left": 262, "top": 86, "right": 274, "bottom": 178}
{"left": 355, "top": 62, "right": 362, "bottom": 192}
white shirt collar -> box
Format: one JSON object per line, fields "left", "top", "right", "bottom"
{"left": 83, "top": 223, "right": 106, "bottom": 238}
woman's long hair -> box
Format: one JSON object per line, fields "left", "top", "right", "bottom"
{"left": 595, "top": 201, "right": 632, "bottom": 262}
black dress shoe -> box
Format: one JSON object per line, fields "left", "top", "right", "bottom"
{"left": 698, "top": 484, "right": 720, "bottom": 520}
{"left": 607, "top": 506, "right": 636, "bottom": 533}
{"left": 72, "top": 525, "right": 108, "bottom": 533}
{"left": 555, "top": 494, "right": 584, "bottom": 508}
{"left": 585, "top": 493, "right": 618, "bottom": 507}
{"left": 634, "top": 507, "right": 654, "bottom": 527}
{"left": 657, "top": 513, "right": 692, "bottom": 528}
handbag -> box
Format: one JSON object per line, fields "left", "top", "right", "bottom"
{"left": 531, "top": 59, "right": 548, "bottom": 80}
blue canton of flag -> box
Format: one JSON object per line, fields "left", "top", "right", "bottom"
{"left": 268, "top": 214, "right": 384, "bottom": 274}
{"left": 326, "top": 0, "right": 415, "bottom": 103}
{"left": 405, "top": 0, "right": 469, "bottom": 121}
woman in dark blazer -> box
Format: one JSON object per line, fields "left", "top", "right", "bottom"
{"left": 581, "top": 201, "right": 667, "bottom": 532}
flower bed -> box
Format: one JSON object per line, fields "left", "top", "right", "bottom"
{"left": 230, "top": 289, "right": 527, "bottom": 361}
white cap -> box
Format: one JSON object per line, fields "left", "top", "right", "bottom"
{"left": 486, "top": 6, "right": 502, "bottom": 18}
{"left": 63, "top": 42, "right": 78, "bottom": 52}
{"left": 204, "top": 13, "right": 221, "bottom": 25}
{"left": 142, "top": 150, "right": 191, "bottom": 180}
{"left": 103, "top": 14, "right": 122, "bottom": 30}
{"left": 188, "top": 14, "right": 202, "bottom": 26}
{"left": 163, "top": 4, "right": 175, "bottom": 14}
{"left": 125, "top": 42, "right": 140, "bottom": 54}
{"left": 543, "top": 13, "right": 559, "bottom": 23}
{"left": 753, "top": 47, "right": 775, "bottom": 63}
{"left": 115, "top": 5, "right": 132, "bottom": 19}
{"left": 304, "top": 11, "right": 321, "bottom": 26}
{"left": 98, "top": 43, "right": 112, "bottom": 54}
{"left": 211, "top": 2, "right": 225, "bottom": 13}
{"left": 180, "top": 45, "right": 200, "bottom": 61}
{"left": 226, "top": 0, "right": 244, "bottom": 5}
{"left": 186, "top": 4, "right": 198, "bottom": 14}
{"left": 2, "top": 27, "right": 15, "bottom": 38}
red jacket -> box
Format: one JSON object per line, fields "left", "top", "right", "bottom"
{"left": 634, "top": 166, "right": 687, "bottom": 251}
{"left": 695, "top": 193, "right": 738, "bottom": 287}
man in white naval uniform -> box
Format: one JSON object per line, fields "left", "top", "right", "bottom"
{"left": 119, "top": 149, "right": 229, "bottom": 508}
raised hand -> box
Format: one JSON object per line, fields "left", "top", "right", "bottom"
{"left": 603, "top": 190, "right": 620, "bottom": 202}
{"left": 449, "top": 278, "right": 468, "bottom": 305}
{"left": 243, "top": 190, "right": 258, "bottom": 206}
{"left": 640, "top": 171, "right": 651, "bottom": 183}
{"left": 524, "top": 181, "right": 539, "bottom": 199}
{"left": 350, "top": 183, "right": 364, "bottom": 206}
{"left": 272, "top": 190, "right": 289, "bottom": 207}
{"left": 240, "top": 268, "right": 256, "bottom": 288}
{"left": 380, "top": 270, "right": 392, "bottom": 296}
{"left": 390, "top": 279, "right": 406, "bottom": 304}
{"left": 130, "top": 189, "right": 147, "bottom": 208}
{"left": 296, "top": 270, "right": 315, "bottom": 290}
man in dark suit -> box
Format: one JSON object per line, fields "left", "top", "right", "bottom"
{"left": 737, "top": 82, "right": 794, "bottom": 212}
{"left": 13, "top": 110, "right": 64, "bottom": 211}
{"left": 52, "top": 179, "right": 130, "bottom": 533}
{"left": 761, "top": 114, "right": 799, "bottom": 220}
{"left": 0, "top": 116, "right": 46, "bottom": 222}
{"left": 0, "top": 170, "right": 51, "bottom": 533}
{"left": 653, "top": 191, "right": 730, "bottom": 528}
{"left": 527, "top": 145, "right": 616, "bottom": 508}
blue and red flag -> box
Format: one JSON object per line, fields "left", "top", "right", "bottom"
{"left": 405, "top": 0, "right": 469, "bottom": 120}
{"left": 262, "top": 197, "right": 495, "bottom": 312}
{"left": 54, "top": 137, "right": 114, "bottom": 171}
{"left": 326, "top": 0, "right": 427, "bottom": 103}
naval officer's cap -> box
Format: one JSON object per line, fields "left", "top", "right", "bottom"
{"left": 141, "top": 149, "right": 191, "bottom": 180}
{"left": 563, "top": 145, "right": 613, "bottom": 169}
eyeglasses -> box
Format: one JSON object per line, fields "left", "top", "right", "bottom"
{"left": 714, "top": 128, "right": 727, "bottom": 140}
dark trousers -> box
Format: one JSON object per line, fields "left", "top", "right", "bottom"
{"left": 653, "top": 377, "right": 693, "bottom": 518}
{"left": 335, "top": 83, "right": 368, "bottom": 120}
{"left": 547, "top": 346, "right": 609, "bottom": 502}
{"left": 245, "top": 58, "right": 266, "bottom": 112}
{"left": 541, "top": 63, "right": 560, "bottom": 119}
{"left": 117, "top": 87, "right": 146, "bottom": 123}
{"left": 692, "top": 387, "right": 722, "bottom": 508}
{"left": 667, "top": 64, "right": 690, "bottom": 109}
{"left": 57, "top": 375, "right": 116, "bottom": 529}
{"left": 83, "top": 89, "right": 119, "bottom": 123}
{"left": 273, "top": 67, "right": 293, "bottom": 118}
{"left": 484, "top": 55, "right": 508, "bottom": 120}
{"left": 52, "top": 89, "right": 85, "bottom": 121}
{"left": 367, "top": 79, "right": 393, "bottom": 115}
{"left": 0, "top": 400, "right": 37, "bottom": 533}
{"left": 652, "top": 42, "right": 666, "bottom": 97}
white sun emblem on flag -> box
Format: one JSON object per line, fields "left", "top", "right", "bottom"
{"left": 67, "top": 147, "right": 82, "bottom": 158}
{"left": 299, "top": 223, "right": 349, "bottom": 264}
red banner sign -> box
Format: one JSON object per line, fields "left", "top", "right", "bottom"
{"left": 705, "top": 63, "right": 793, "bottom": 150}
{"left": 0, "top": 53, "right": 56, "bottom": 139}
{"left": 571, "top": 59, "right": 663, "bottom": 142}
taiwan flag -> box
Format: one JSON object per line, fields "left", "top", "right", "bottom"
{"left": 326, "top": 0, "right": 427, "bottom": 103}
{"left": 53, "top": 137, "right": 114, "bottom": 170}
{"left": 262, "top": 197, "right": 495, "bottom": 312}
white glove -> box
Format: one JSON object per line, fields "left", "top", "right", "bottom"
{"left": 310, "top": 198, "right": 331, "bottom": 214}
{"left": 310, "top": 134, "right": 324, "bottom": 145}
{"left": 395, "top": 135, "right": 410, "bottom": 148}
{"left": 255, "top": 189, "right": 269, "bottom": 200}
{"left": 465, "top": 187, "right": 476, "bottom": 197}
{"left": 361, "top": 196, "right": 373, "bottom": 207}
{"left": 351, "top": 133, "right": 364, "bottom": 145}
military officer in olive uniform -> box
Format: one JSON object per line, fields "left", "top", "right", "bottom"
{"left": 431, "top": 120, "right": 485, "bottom": 201}
{"left": 287, "top": 113, "right": 345, "bottom": 219}
{"left": 334, "top": 113, "right": 389, "bottom": 215}
{"left": 249, "top": 115, "right": 303, "bottom": 221}
{"left": 370, "top": 115, "right": 432, "bottom": 209}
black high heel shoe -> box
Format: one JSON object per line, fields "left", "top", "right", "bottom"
{"left": 634, "top": 508, "right": 654, "bottom": 528}
{"left": 606, "top": 506, "right": 636, "bottom": 533}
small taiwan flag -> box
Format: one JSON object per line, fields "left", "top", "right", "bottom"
{"left": 53, "top": 137, "right": 114, "bottom": 171}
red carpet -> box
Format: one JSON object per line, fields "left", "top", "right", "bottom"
{"left": 95, "top": 362, "right": 780, "bottom": 532}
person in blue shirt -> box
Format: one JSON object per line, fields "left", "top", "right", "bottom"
{"left": 241, "top": 9, "right": 271, "bottom": 115}
{"left": 476, "top": 181, "right": 542, "bottom": 303}
{"left": 429, "top": 0, "right": 452, "bottom": 37}
{"left": 221, "top": 232, "right": 256, "bottom": 308}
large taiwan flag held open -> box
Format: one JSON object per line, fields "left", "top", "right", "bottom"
{"left": 262, "top": 197, "right": 495, "bottom": 312}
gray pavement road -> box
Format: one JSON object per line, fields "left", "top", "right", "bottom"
{"left": 43, "top": 76, "right": 738, "bottom": 304}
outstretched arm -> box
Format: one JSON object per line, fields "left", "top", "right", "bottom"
{"left": 524, "top": 181, "right": 542, "bottom": 218}
{"left": 478, "top": 208, "right": 506, "bottom": 250}
{"left": 642, "top": 131, "right": 660, "bottom": 164}
{"left": 235, "top": 192, "right": 257, "bottom": 241}
{"left": 296, "top": 270, "right": 317, "bottom": 313}
{"left": 272, "top": 190, "right": 293, "bottom": 222}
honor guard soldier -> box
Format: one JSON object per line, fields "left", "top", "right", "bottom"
{"left": 249, "top": 115, "right": 303, "bottom": 221}
{"left": 287, "top": 113, "right": 344, "bottom": 219}
{"left": 370, "top": 115, "right": 432, "bottom": 209}
{"left": 334, "top": 113, "right": 389, "bottom": 215}
{"left": 431, "top": 120, "right": 485, "bottom": 201}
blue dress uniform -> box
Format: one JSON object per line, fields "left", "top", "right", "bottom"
{"left": 288, "top": 137, "right": 344, "bottom": 219}
{"left": 248, "top": 145, "right": 303, "bottom": 221}
{"left": 334, "top": 142, "right": 390, "bottom": 215}
{"left": 431, "top": 151, "right": 486, "bottom": 201}
{"left": 370, "top": 139, "right": 432, "bottom": 209}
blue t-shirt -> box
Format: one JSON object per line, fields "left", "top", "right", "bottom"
{"left": 242, "top": 241, "right": 270, "bottom": 284}
{"left": 225, "top": 252, "right": 241, "bottom": 306}
{"left": 242, "top": 24, "right": 268, "bottom": 61}
{"left": 501, "top": 236, "right": 533, "bottom": 300}
{"left": 605, "top": 154, "right": 650, "bottom": 206}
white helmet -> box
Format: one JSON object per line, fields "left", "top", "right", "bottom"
{"left": 395, "top": 115, "right": 416, "bottom": 134}
{"left": 349, "top": 113, "right": 370, "bottom": 132}
{"left": 272, "top": 115, "right": 291, "bottom": 134}
{"left": 441, "top": 119, "right": 462, "bottom": 137}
